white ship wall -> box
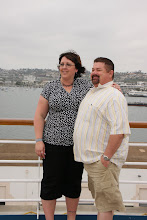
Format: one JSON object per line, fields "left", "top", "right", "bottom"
{"left": 0, "top": 166, "right": 147, "bottom": 206}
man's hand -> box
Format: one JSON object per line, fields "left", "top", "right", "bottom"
{"left": 100, "top": 155, "right": 110, "bottom": 168}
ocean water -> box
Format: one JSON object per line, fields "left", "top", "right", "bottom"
{"left": 0, "top": 86, "right": 147, "bottom": 142}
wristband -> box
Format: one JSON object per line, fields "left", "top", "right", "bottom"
{"left": 36, "top": 138, "right": 43, "bottom": 143}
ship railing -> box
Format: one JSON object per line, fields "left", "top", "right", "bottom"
{"left": 0, "top": 119, "right": 147, "bottom": 219}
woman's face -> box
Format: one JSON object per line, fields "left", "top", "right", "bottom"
{"left": 59, "top": 56, "right": 78, "bottom": 81}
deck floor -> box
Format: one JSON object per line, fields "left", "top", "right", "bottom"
{"left": 0, "top": 204, "right": 147, "bottom": 216}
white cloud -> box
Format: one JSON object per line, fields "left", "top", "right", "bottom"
{"left": 0, "top": 0, "right": 147, "bottom": 72}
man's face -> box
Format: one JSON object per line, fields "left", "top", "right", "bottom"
{"left": 91, "top": 62, "right": 113, "bottom": 87}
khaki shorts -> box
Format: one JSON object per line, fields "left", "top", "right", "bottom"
{"left": 84, "top": 160, "right": 125, "bottom": 213}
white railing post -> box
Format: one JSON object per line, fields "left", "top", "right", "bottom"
{"left": 37, "top": 156, "right": 41, "bottom": 220}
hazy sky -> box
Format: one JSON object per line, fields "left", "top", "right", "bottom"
{"left": 0, "top": 0, "right": 147, "bottom": 72}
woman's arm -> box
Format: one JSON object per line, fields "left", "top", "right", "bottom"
{"left": 34, "top": 95, "right": 49, "bottom": 158}
{"left": 112, "top": 82, "right": 122, "bottom": 93}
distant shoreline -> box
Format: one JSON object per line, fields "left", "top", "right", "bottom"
{"left": 0, "top": 84, "right": 147, "bottom": 93}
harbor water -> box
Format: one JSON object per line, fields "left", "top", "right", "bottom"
{"left": 0, "top": 86, "right": 147, "bottom": 142}
{"left": 0, "top": 86, "right": 147, "bottom": 214}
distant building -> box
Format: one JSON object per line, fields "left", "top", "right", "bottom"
{"left": 137, "top": 81, "right": 146, "bottom": 86}
{"left": 23, "top": 75, "right": 36, "bottom": 83}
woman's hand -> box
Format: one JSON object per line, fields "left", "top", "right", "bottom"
{"left": 35, "top": 141, "right": 45, "bottom": 159}
{"left": 112, "top": 83, "right": 122, "bottom": 93}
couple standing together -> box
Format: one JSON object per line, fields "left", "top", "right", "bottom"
{"left": 34, "top": 51, "right": 131, "bottom": 220}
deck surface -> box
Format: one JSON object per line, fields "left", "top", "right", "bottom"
{"left": 0, "top": 204, "right": 147, "bottom": 216}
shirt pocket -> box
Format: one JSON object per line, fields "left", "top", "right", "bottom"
{"left": 87, "top": 103, "right": 105, "bottom": 123}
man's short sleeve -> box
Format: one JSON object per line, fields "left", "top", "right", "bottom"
{"left": 106, "top": 96, "right": 130, "bottom": 135}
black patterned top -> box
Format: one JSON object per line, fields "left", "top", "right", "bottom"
{"left": 41, "top": 78, "right": 93, "bottom": 146}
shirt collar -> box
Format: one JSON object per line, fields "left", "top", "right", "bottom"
{"left": 97, "top": 81, "right": 113, "bottom": 89}
{"left": 90, "top": 81, "right": 113, "bottom": 92}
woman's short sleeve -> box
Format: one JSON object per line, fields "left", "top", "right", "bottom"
{"left": 41, "top": 82, "right": 50, "bottom": 101}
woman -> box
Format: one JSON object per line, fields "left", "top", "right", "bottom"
{"left": 34, "top": 51, "right": 92, "bottom": 220}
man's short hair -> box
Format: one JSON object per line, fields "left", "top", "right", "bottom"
{"left": 94, "top": 57, "right": 114, "bottom": 79}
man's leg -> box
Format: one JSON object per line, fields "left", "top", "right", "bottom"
{"left": 41, "top": 199, "right": 56, "bottom": 220}
{"left": 97, "top": 211, "right": 113, "bottom": 220}
{"left": 66, "top": 197, "right": 79, "bottom": 220}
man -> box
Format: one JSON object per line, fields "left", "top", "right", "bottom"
{"left": 73, "top": 57, "right": 131, "bottom": 220}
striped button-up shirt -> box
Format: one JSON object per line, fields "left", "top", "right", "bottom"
{"left": 73, "top": 81, "right": 131, "bottom": 168}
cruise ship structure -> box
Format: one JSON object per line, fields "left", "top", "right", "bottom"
{"left": 0, "top": 119, "right": 147, "bottom": 220}
{"left": 128, "top": 102, "right": 147, "bottom": 107}
{"left": 127, "top": 90, "right": 147, "bottom": 97}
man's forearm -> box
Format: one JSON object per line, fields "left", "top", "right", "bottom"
{"left": 104, "top": 134, "right": 124, "bottom": 159}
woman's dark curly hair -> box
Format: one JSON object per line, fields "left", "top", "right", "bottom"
{"left": 59, "top": 50, "right": 85, "bottom": 79}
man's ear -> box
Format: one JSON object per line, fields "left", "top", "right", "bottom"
{"left": 109, "top": 70, "right": 114, "bottom": 79}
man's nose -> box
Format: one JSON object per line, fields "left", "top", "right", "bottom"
{"left": 91, "top": 71, "right": 98, "bottom": 76}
